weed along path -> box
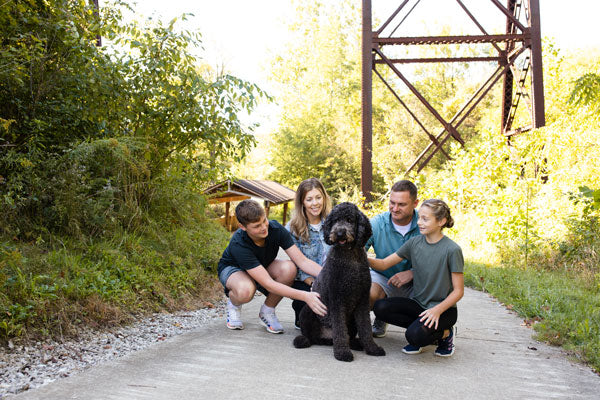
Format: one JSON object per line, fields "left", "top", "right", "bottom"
{"left": 10, "top": 288, "right": 600, "bottom": 399}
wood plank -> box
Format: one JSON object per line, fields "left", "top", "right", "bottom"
{"left": 208, "top": 195, "right": 250, "bottom": 204}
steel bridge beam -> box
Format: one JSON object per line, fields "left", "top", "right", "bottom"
{"left": 361, "top": 0, "right": 545, "bottom": 189}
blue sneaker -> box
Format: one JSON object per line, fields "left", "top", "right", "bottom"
{"left": 435, "top": 327, "right": 455, "bottom": 357}
{"left": 402, "top": 344, "right": 423, "bottom": 354}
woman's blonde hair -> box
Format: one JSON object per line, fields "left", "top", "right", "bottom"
{"left": 420, "top": 199, "right": 454, "bottom": 229}
{"left": 289, "top": 178, "right": 332, "bottom": 243}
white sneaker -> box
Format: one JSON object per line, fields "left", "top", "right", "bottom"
{"left": 226, "top": 299, "right": 244, "bottom": 330}
{"left": 259, "top": 310, "right": 284, "bottom": 334}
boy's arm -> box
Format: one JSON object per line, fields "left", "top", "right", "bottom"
{"left": 246, "top": 265, "right": 327, "bottom": 316}
{"left": 285, "top": 245, "right": 322, "bottom": 277}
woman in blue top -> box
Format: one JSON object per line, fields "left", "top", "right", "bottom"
{"left": 286, "top": 178, "right": 332, "bottom": 328}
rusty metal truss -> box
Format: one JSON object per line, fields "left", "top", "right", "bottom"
{"left": 361, "top": 0, "right": 545, "bottom": 199}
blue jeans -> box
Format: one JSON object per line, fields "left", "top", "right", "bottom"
{"left": 218, "top": 265, "right": 269, "bottom": 297}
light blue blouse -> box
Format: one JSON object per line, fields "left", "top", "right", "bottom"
{"left": 286, "top": 221, "right": 330, "bottom": 282}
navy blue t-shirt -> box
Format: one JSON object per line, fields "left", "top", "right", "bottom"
{"left": 217, "top": 220, "right": 295, "bottom": 275}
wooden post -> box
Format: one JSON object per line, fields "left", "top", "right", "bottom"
{"left": 264, "top": 201, "right": 271, "bottom": 218}
{"left": 225, "top": 202, "right": 230, "bottom": 230}
{"left": 282, "top": 202, "right": 289, "bottom": 226}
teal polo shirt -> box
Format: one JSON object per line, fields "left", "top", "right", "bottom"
{"left": 365, "top": 210, "right": 421, "bottom": 279}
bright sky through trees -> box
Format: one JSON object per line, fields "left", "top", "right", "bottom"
{"left": 131, "top": 0, "right": 600, "bottom": 89}
{"left": 128, "top": 0, "right": 600, "bottom": 135}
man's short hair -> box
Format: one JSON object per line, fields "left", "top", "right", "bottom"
{"left": 235, "top": 199, "right": 265, "bottom": 226}
{"left": 390, "top": 180, "right": 418, "bottom": 200}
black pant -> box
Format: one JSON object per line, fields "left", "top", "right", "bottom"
{"left": 291, "top": 281, "right": 312, "bottom": 324}
{"left": 373, "top": 297, "right": 457, "bottom": 347}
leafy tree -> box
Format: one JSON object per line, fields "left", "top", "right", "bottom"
{"left": 265, "top": 0, "right": 494, "bottom": 195}
{"left": 270, "top": 111, "right": 360, "bottom": 194}
{"left": 569, "top": 73, "right": 600, "bottom": 114}
{"left": 0, "top": 0, "right": 267, "bottom": 236}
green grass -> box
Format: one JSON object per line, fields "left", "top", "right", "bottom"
{"left": 0, "top": 219, "right": 229, "bottom": 342}
{"left": 465, "top": 261, "right": 600, "bottom": 373}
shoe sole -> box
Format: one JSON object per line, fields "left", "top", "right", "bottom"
{"left": 434, "top": 347, "right": 455, "bottom": 357}
{"left": 402, "top": 348, "right": 423, "bottom": 355}
{"left": 226, "top": 323, "right": 244, "bottom": 330}
{"left": 259, "top": 318, "right": 284, "bottom": 334}
{"left": 372, "top": 332, "right": 387, "bottom": 338}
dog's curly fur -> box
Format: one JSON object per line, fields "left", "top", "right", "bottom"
{"left": 293, "top": 202, "right": 385, "bottom": 362}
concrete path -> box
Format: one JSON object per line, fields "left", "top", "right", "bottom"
{"left": 11, "top": 287, "right": 600, "bottom": 399}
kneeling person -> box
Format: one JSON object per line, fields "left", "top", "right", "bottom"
{"left": 218, "top": 199, "right": 327, "bottom": 333}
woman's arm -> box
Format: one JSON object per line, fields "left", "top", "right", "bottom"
{"left": 418, "top": 272, "right": 464, "bottom": 329}
{"left": 285, "top": 245, "right": 322, "bottom": 277}
{"left": 368, "top": 252, "right": 404, "bottom": 271}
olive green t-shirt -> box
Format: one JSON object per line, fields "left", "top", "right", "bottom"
{"left": 395, "top": 235, "right": 464, "bottom": 309}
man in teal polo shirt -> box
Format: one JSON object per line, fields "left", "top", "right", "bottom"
{"left": 366, "top": 180, "right": 421, "bottom": 337}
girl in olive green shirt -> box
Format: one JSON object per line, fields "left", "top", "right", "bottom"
{"left": 369, "top": 199, "right": 464, "bottom": 357}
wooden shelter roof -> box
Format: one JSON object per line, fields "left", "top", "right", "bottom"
{"left": 203, "top": 179, "right": 295, "bottom": 205}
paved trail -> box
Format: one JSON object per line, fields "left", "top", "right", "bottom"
{"left": 11, "top": 286, "right": 600, "bottom": 400}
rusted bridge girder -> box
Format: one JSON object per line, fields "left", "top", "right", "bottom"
{"left": 361, "top": 0, "right": 545, "bottom": 200}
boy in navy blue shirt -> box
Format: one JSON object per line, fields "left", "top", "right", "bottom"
{"left": 218, "top": 200, "right": 327, "bottom": 333}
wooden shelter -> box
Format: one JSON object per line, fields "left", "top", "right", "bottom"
{"left": 203, "top": 180, "right": 296, "bottom": 231}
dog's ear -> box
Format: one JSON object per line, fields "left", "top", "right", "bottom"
{"left": 355, "top": 209, "right": 372, "bottom": 247}
{"left": 322, "top": 207, "right": 335, "bottom": 245}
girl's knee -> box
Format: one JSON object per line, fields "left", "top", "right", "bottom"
{"left": 405, "top": 324, "right": 433, "bottom": 347}
{"left": 373, "top": 298, "right": 390, "bottom": 319}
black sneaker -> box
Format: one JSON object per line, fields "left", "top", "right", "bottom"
{"left": 372, "top": 318, "right": 388, "bottom": 338}
{"left": 435, "top": 327, "right": 455, "bottom": 357}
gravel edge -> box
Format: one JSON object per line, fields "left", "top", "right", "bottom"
{"left": 0, "top": 300, "right": 226, "bottom": 398}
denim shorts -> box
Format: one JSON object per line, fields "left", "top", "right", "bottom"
{"left": 218, "top": 265, "right": 269, "bottom": 297}
{"left": 370, "top": 269, "right": 413, "bottom": 298}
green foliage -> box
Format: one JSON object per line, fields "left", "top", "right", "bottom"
{"left": 569, "top": 73, "right": 600, "bottom": 114}
{"left": 0, "top": 0, "right": 261, "bottom": 341}
{"left": 270, "top": 113, "right": 360, "bottom": 195}
{"left": 267, "top": 1, "right": 386, "bottom": 196}
{"left": 0, "top": 210, "right": 229, "bottom": 341}
{"left": 1, "top": 0, "right": 267, "bottom": 237}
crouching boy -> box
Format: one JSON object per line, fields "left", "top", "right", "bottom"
{"left": 217, "top": 199, "right": 327, "bottom": 333}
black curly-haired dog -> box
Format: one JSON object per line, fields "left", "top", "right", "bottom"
{"left": 293, "top": 202, "right": 385, "bottom": 362}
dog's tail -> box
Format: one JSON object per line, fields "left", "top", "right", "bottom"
{"left": 293, "top": 335, "right": 312, "bottom": 348}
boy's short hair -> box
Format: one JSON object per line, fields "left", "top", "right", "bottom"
{"left": 390, "top": 180, "right": 418, "bottom": 200}
{"left": 235, "top": 199, "right": 265, "bottom": 226}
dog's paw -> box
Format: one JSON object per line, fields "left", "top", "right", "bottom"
{"left": 334, "top": 348, "right": 354, "bottom": 362}
{"left": 293, "top": 335, "right": 312, "bottom": 348}
{"left": 365, "top": 344, "right": 386, "bottom": 357}
{"left": 349, "top": 337, "right": 363, "bottom": 351}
